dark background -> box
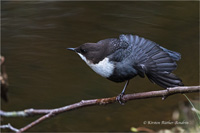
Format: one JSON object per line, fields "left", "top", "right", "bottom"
{"left": 1, "top": 1, "right": 199, "bottom": 132}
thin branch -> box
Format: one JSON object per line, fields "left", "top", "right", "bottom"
{"left": 0, "top": 123, "right": 19, "bottom": 132}
{"left": 1, "top": 86, "right": 199, "bottom": 118}
{"left": 0, "top": 86, "right": 199, "bottom": 133}
{"left": 17, "top": 112, "right": 54, "bottom": 133}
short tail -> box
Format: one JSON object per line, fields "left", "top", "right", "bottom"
{"left": 145, "top": 49, "right": 184, "bottom": 89}
{"left": 147, "top": 72, "right": 184, "bottom": 89}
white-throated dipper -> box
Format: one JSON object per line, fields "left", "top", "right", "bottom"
{"left": 67, "top": 34, "right": 183, "bottom": 103}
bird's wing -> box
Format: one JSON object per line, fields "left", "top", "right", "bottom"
{"left": 119, "top": 34, "right": 183, "bottom": 88}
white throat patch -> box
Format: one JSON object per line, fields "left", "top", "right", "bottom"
{"left": 77, "top": 53, "right": 114, "bottom": 78}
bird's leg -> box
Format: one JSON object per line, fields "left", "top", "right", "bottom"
{"left": 116, "top": 80, "right": 129, "bottom": 105}
{"left": 121, "top": 80, "right": 129, "bottom": 95}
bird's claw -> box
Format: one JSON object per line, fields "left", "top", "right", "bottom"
{"left": 116, "top": 93, "right": 125, "bottom": 105}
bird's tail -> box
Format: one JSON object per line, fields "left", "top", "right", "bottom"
{"left": 146, "top": 72, "right": 183, "bottom": 89}
{"left": 145, "top": 50, "right": 184, "bottom": 89}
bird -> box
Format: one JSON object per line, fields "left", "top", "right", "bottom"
{"left": 67, "top": 34, "right": 183, "bottom": 103}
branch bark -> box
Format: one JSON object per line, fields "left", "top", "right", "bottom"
{"left": 0, "top": 86, "right": 199, "bottom": 133}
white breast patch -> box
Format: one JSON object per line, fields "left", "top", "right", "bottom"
{"left": 77, "top": 53, "right": 114, "bottom": 78}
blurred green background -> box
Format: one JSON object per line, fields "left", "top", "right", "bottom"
{"left": 1, "top": 1, "right": 199, "bottom": 132}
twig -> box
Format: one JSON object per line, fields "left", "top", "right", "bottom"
{"left": 0, "top": 123, "right": 19, "bottom": 132}
{"left": 17, "top": 112, "right": 54, "bottom": 133}
{"left": 1, "top": 86, "right": 199, "bottom": 133}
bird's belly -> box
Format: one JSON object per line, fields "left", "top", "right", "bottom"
{"left": 107, "top": 65, "right": 138, "bottom": 82}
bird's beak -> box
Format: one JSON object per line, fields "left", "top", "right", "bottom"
{"left": 67, "top": 48, "right": 76, "bottom": 52}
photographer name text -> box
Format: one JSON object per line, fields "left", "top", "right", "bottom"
{"left": 143, "top": 120, "right": 189, "bottom": 125}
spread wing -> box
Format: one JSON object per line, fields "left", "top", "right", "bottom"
{"left": 119, "top": 34, "right": 183, "bottom": 88}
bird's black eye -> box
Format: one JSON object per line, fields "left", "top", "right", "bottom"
{"left": 80, "top": 48, "right": 87, "bottom": 54}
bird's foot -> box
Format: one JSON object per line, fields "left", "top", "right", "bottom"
{"left": 116, "top": 93, "right": 126, "bottom": 105}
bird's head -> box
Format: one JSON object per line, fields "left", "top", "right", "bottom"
{"left": 67, "top": 39, "right": 117, "bottom": 64}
